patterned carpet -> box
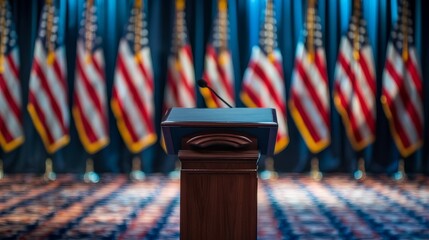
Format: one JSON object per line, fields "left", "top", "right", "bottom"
{"left": 0, "top": 174, "right": 428, "bottom": 239}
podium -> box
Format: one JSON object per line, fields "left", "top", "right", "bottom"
{"left": 161, "top": 108, "right": 278, "bottom": 240}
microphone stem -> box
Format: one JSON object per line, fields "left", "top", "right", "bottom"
{"left": 207, "top": 86, "right": 233, "bottom": 108}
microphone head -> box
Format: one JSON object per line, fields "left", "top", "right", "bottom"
{"left": 197, "top": 79, "right": 208, "bottom": 88}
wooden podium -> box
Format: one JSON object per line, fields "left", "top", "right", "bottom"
{"left": 161, "top": 108, "right": 278, "bottom": 240}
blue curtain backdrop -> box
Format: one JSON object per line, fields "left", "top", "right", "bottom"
{"left": 2, "top": 0, "right": 428, "bottom": 175}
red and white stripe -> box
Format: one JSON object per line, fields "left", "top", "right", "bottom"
{"left": 28, "top": 40, "right": 69, "bottom": 153}
{"left": 0, "top": 48, "right": 23, "bottom": 151}
{"left": 381, "top": 43, "right": 423, "bottom": 157}
{"left": 334, "top": 37, "right": 376, "bottom": 150}
{"left": 202, "top": 45, "right": 235, "bottom": 108}
{"left": 290, "top": 42, "right": 330, "bottom": 153}
{"left": 164, "top": 45, "right": 196, "bottom": 110}
{"left": 111, "top": 40, "right": 157, "bottom": 153}
{"left": 241, "top": 46, "right": 288, "bottom": 154}
{"left": 73, "top": 40, "right": 108, "bottom": 154}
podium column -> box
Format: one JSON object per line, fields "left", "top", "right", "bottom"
{"left": 179, "top": 134, "right": 259, "bottom": 240}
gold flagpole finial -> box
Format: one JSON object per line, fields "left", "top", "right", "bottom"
{"left": 134, "top": 0, "right": 143, "bottom": 62}
{"left": 135, "top": 0, "right": 142, "bottom": 8}
{"left": 352, "top": 0, "right": 361, "bottom": 60}
{"left": 306, "top": 0, "right": 316, "bottom": 63}
{"left": 176, "top": 0, "right": 185, "bottom": 11}
{"left": 401, "top": 2, "right": 409, "bottom": 61}
{"left": 85, "top": 0, "right": 95, "bottom": 64}
{"left": 45, "top": 0, "right": 56, "bottom": 65}
{"left": 218, "top": 0, "right": 227, "bottom": 12}
{"left": 0, "top": 0, "right": 6, "bottom": 73}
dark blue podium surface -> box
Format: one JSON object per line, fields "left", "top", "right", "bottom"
{"left": 161, "top": 107, "right": 278, "bottom": 155}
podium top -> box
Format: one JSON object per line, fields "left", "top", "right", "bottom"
{"left": 161, "top": 108, "right": 278, "bottom": 155}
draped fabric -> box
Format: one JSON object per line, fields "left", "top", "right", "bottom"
{"left": 240, "top": 0, "right": 288, "bottom": 154}
{"left": 290, "top": 0, "right": 330, "bottom": 154}
{"left": 0, "top": 0, "right": 23, "bottom": 152}
{"left": 72, "top": 0, "right": 109, "bottom": 154}
{"left": 201, "top": 0, "right": 235, "bottom": 108}
{"left": 334, "top": 1, "right": 376, "bottom": 151}
{"left": 28, "top": 0, "right": 69, "bottom": 154}
{"left": 111, "top": 0, "right": 157, "bottom": 153}
{"left": 381, "top": 0, "right": 423, "bottom": 158}
{"left": 1, "top": 0, "right": 428, "bottom": 175}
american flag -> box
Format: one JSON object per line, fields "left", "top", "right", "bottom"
{"left": 289, "top": 0, "right": 330, "bottom": 153}
{"left": 73, "top": 0, "right": 108, "bottom": 154}
{"left": 381, "top": 0, "right": 423, "bottom": 157}
{"left": 201, "top": 0, "right": 235, "bottom": 108}
{"left": 240, "top": 0, "right": 288, "bottom": 154}
{"left": 334, "top": 0, "right": 376, "bottom": 151}
{"left": 0, "top": 0, "right": 23, "bottom": 152}
{"left": 163, "top": 0, "right": 196, "bottom": 112}
{"left": 111, "top": 0, "right": 157, "bottom": 153}
{"left": 27, "top": 0, "right": 69, "bottom": 153}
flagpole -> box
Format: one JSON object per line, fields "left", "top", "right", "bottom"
{"left": 310, "top": 156, "right": 322, "bottom": 181}
{"left": 393, "top": 158, "right": 407, "bottom": 182}
{"left": 43, "top": 157, "right": 56, "bottom": 181}
{"left": 130, "top": 155, "right": 145, "bottom": 181}
{"left": 0, "top": 158, "right": 4, "bottom": 180}
{"left": 84, "top": 157, "right": 99, "bottom": 183}
{"left": 353, "top": 150, "right": 366, "bottom": 181}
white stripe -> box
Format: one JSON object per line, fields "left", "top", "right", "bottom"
{"left": 0, "top": 92, "right": 22, "bottom": 138}
{"left": 383, "top": 70, "right": 419, "bottom": 143}
{"left": 178, "top": 46, "right": 195, "bottom": 92}
{"left": 114, "top": 70, "right": 146, "bottom": 137}
{"left": 386, "top": 45, "right": 423, "bottom": 123}
{"left": 75, "top": 70, "right": 107, "bottom": 140}
{"left": 204, "top": 50, "right": 234, "bottom": 106}
{"left": 405, "top": 49, "right": 424, "bottom": 122}
{"left": 296, "top": 43, "right": 329, "bottom": 109}
{"left": 3, "top": 49, "right": 21, "bottom": 107}
{"left": 170, "top": 53, "right": 195, "bottom": 107}
{"left": 43, "top": 48, "right": 69, "bottom": 132}
{"left": 29, "top": 69, "right": 63, "bottom": 141}
{"left": 77, "top": 42, "right": 107, "bottom": 110}
{"left": 292, "top": 68, "right": 329, "bottom": 140}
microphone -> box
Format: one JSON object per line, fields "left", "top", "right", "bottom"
{"left": 197, "top": 79, "right": 233, "bottom": 108}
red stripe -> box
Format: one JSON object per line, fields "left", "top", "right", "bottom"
{"left": 0, "top": 114, "right": 13, "bottom": 142}
{"left": 74, "top": 93, "right": 98, "bottom": 143}
{"left": 29, "top": 92, "right": 55, "bottom": 144}
{"left": 6, "top": 53, "right": 19, "bottom": 80}
{"left": 33, "top": 60, "right": 67, "bottom": 134}
{"left": 52, "top": 56, "right": 67, "bottom": 95}
{"left": 334, "top": 82, "right": 363, "bottom": 143}
{"left": 405, "top": 57, "right": 423, "bottom": 98}
{"left": 117, "top": 54, "right": 155, "bottom": 133}
{"left": 314, "top": 51, "right": 329, "bottom": 84}
{"left": 242, "top": 84, "right": 263, "bottom": 107}
{"left": 249, "top": 61, "right": 286, "bottom": 111}
{"left": 91, "top": 53, "right": 105, "bottom": 80}
{"left": 202, "top": 71, "right": 222, "bottom": 107}
{"left": 112, "top": 88, "right": 139, "bottom": 142}
{"left": 178, "top": 47, "right": 196, "bottom": 102}
{"left": 358, "top": 50, "right": 376, "bottom": 94}
{"left": 294, "top": 59, "right": 329, "bottom": 127}
{"left": 382, "top": 89, "right": 412, "bottom": 148}
{"left": 0, "top": 75, "right": 21, "bottom": 123}
{"left": 76, "top": 56, "right": 108, "bottom": 130}
{"left": 136, "top": 55, "right": 154, "bottom": 92}
{"left": 271, "top": 53, "right": 284, "bottom": 79}
{"left": 166, "top": 68, "right": 182, "bottom": 107}
{"left": 291, "top": 90, "right": 321, "bottom": 142}
{"left": 385, "top": 60, "right": 423, "bottom": 135}
{"left": 208, "top": 46, "right": 234, "bottom": 100}
{"left": 339, "top": 53, "right": 375, "bottom": 133}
